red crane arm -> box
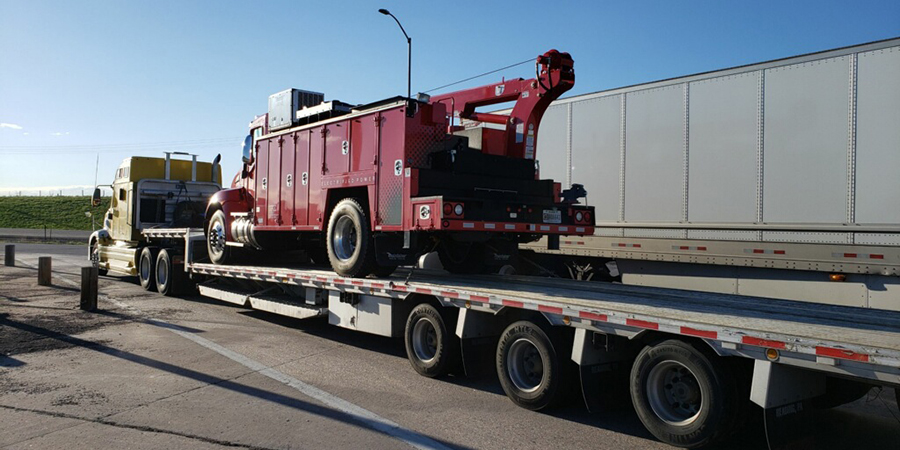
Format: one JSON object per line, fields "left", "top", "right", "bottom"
{"left": 429, "top": 50, "right": 574, "bottom": 160}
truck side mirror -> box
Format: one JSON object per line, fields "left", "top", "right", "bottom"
{"left": 91, "top": 188, "right": 102, "bottom": 207}
{"left": 241, "top": 135, "right": 253, "bottom": 164}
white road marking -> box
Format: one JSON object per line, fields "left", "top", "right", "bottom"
{"left": 15, "top": 258, "right": 451, "bottom": 450}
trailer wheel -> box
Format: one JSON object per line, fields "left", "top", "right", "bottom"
{"left": 404, "top": 304, "right": 457, "bottom": 377}
{"left": 207, "top": 210, "right": 233, "bottom": 265}
{"left": 89, "top": 238, "right": 108, "bottom": 276}
{"left": 139, "top": 247, "right": 159, "bottom": 291}
{"left": 496, "top": 320, "right": 562, "bottom": 411}
{"left": 326, "top": 198, "right": 376, "bottom": 277}
{"left": 630, "top": 340, "right": 740, "bottom": 448}
{"left": 156, "top": 249, "right": 186, "bottom": 297}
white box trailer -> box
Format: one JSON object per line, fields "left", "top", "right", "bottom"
{"left": 524, "top": 38, "right": 900, "bottom": 311}
{"left": 130, "top": 227, "right": 900, "bottom": 450}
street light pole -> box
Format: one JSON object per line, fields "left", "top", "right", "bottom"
{"left": 378, "top": 9, "right": 412, "bottom": 104}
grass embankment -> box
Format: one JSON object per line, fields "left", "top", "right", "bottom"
{"left": 0, "top": 196, "right": 111, "bottom": 230}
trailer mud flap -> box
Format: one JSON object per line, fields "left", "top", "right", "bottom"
{"left": 374, "top": 233, "right": 420, "bottom": 266}
{"left": 459, "top": 336, "right": 498, "bottom": 377}
{"left": 455, "top": 309, "right": 503, "bottom": 377}
{"left": 751, "top": 360, "right": 823, "bottom": 450}
{"left": 763, "top": 399, "right": 814, "bottom": 450}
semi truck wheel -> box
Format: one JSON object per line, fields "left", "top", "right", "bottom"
{"left": 156, "top": 249, "right": 186, "bottom": 297}
{"left": 630, "top": 340, "right": 740, "bottom": 449}
{"left": 496, "top": 320, "right": 562, "bottom": 411}
{"left": 207, "top": 210, "right": 233, "bottom": 265}
{"left": 139, "top": 247, "right": 159, "bottom": 291}
{"left": 404, "top": 304, "right": 458, "bottom": 378}
{"left": 326, "top": 198, "right": 376, "bottom": 277}
{"left": 89, "top": 238, "right": 108, "bottom": 276}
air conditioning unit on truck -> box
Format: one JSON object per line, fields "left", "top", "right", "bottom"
{"left": 206, "top": 50, "right": 595, "bottom": 277}
{"left": 88, "top": 153, "right": 222, "bottom": 295}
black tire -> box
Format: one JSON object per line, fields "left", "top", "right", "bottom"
{"left": 138, "top": 247, "right": 158, "bottom": 291}
{"left": 630, "top": 340, "right": 741, "bottom": 449}
{"left": 156, "top": 249, "right": 186, "bottom": 297}
{"left": 207, "top": 209, "right": 232, "bottom": 265}
{"left": 404, "top": 304, "right": 458, "bottom": 378}
{"left": 437, "top": 241, "right": 486, "bottom": 274}
{"left": 326, "top": 198, "right": 376, "bottom": 277}
{"left": 89, "top": 238, "right": 108, "bottom": 276}
{"left": 496, "top": 320, "right": 562, "bottom": 411}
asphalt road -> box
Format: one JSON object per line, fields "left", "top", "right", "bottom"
{"left": 1, "top": 242, "right": 898, "bottom": 450}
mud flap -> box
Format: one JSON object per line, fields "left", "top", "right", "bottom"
{"left": 455, "top": 308, "right": 502, "bottom": 378}
{"left": 572, "top": 329, "right": 633, "bottom": 412}
{"left": 374, "top": 234, "right": 420, "bottom": 266}
{"left": 459, "top": 336, "right": 498, "bottom": 377}
{"left": 750, "top": 360, "right": 824, "bottom": 450}
{"left": 763, "top": 399, "right": 815, "bottom": 450}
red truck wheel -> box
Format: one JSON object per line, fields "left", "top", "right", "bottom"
{"left": 326, "top": 198, "right": 376, "bottom": 277}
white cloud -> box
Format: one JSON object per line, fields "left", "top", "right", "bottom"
{"left": 0, "top": 123, "right": 23, "bottom": 130}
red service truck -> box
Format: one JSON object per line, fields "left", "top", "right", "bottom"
{"left": 206, "top": 50, "right": 594, "bottom": 278}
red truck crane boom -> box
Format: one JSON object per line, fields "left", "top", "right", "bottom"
{"left": 430, "top": 50, "right": 574, "bottom": 160}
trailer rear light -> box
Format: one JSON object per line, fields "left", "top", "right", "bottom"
{"left": 575, "top": 211, "right": 584, "bottom": 222}
{"left": 444, "top": 203, "right": 453, "bottom": 215}
{"left": 454, "top": 204, "right": 464, "bottom": 216}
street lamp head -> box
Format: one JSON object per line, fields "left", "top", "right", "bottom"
{"left": 378, "top": 8, "right": 390, "bottom": 15}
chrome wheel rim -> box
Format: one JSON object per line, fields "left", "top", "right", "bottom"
{"left": 507, "top": 338, "right": 544, "bottom": 393}
{"left": 646, "top": 361, "right": 703, "bottom": 426}
{"left": 332, "top": 216, "right": 357, "bottom": 262}
{"left": 90, "top": 241, "right": 100, "bottom": 268}
{"left": 412, "top": 317, "right": 438, "bottom": 363}
{"left": 208, "top": 221, "right": 226, "bottom": 257}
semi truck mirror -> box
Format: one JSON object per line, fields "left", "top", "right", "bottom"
{"left": 91, "top": 188, "right": 102, "bottom": 207}
{"left": 241, "top": 135, "right": 253, "bottom": 164}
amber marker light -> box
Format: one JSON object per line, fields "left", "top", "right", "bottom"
{"left": 766, "top": 348, "right": 780, "bottom": 361}
{"left": 829, "top": 274, "right": 847, "bottom": 282}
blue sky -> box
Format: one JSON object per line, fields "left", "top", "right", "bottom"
{"left": 1, "top": 0, "right": 898, "bottom": 195}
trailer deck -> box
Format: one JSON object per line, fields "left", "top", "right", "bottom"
{"left": 188, "top": 261, "right": 900, "bottom": 384}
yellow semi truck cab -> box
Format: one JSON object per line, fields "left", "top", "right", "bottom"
{"left": 90, "top": 152, "right": 222, "bottom": 275}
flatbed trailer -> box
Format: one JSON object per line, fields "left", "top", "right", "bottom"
{"left": 138, "top": 227, "right": 900, "bottom": 449}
